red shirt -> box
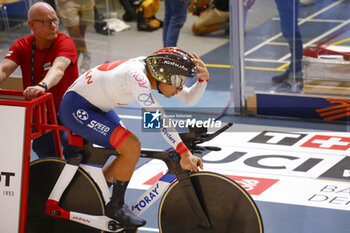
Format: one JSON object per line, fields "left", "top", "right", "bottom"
{"left": 5, "top": 32, "right": 79, "bottom": 112}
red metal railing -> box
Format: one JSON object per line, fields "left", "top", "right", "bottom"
{"left": 0, "top": 89, "right": 82, "bottom": 233}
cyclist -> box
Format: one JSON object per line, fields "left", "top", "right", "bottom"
{"left": 59, "top": 47, "right": 209, "bottom": 229}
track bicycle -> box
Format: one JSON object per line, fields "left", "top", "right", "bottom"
{"left": 26, "top": 122, "right": 264, "bottom": 233}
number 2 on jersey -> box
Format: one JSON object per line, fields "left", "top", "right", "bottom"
{"left": 85, "top": 70, "right": 93, "bottom": 84}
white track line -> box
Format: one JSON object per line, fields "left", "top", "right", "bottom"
{"left": 272, "top": 17, "right": 346, "bottom": 24}
{"left": 268, "top": 42, "right": 289, "bottom": 46}
{"left": 300, "top": 19, "right": 350, "bottom": 49}
{"left": 245, "top": 58, "right": 287, "bottom": 63}
{"left": 279, "top": 18, "right": 350, "bottom": 62}
{"left": 245, "top": 0, "right": 344, "bottom": 57}
{"left": 119, "top": 114, "right": 142, "bottom": 120}
{"left": 304, "top": 18, "right": 346, "bottom": 23}
{"left": 139, "top": 227, "right": 159, "bottom": 232}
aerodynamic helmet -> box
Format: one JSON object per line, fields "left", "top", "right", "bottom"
{"left": 145, "top": 47, "right": 197, "bottom": 89}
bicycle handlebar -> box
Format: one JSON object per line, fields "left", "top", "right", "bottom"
{"left": 180, "top": 122, "right": 233, "bottom": 152}
{"left": 195, "top": 122, "right": 233, "bottom": 143}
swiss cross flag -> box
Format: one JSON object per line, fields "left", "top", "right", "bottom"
{"left": 301, "top": 135, "right": 350, "bottom": 150}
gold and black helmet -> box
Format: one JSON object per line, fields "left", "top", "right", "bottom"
{"left": 145, "top": 47, "right": 197, "bottom": 89}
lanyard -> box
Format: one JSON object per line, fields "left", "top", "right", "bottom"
{"left": 31, "top": 38, "right": 35, "bottom": 86}
{"left": 31, "top": 38, "right": 52, "bottom": 86}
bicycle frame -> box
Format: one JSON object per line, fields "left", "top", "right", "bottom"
{"left": 43, "top": 123, "right": 233, "bottom": 232}
{"left": 45, "top": 162, "right": 122, "bottom": 232}
{"left": 129, "top": 167, "right": 177, "bottom": 216}
{"left": 44, "top": 148, "right": 184, "bottom": 232}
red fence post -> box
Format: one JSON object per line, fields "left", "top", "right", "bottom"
{"left": 0, "top": 90, "right": 62, "bottom": 233}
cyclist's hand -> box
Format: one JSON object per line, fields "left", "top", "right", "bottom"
{"left": 23, "top": 85, "right": 45, "bottom": 100}
{"left": 192, "top": 52, "right": 209, "bottom": 82}
{"left": 180, "top": 151, "right": 204, "bottom": 172}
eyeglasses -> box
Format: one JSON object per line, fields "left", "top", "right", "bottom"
{"left": 33, "top": 18, "right": 60, "bottom": 26}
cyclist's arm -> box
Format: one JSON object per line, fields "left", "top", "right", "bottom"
{"left": 130, "top": 71, "right": 191, "bottom": 155}
{"left": 139, "top": 91, "right": 188, "bottom": 155}
{"left": 176, "top": 80, "right": 207, "bottom": 105}
{"left": 130, "top": 69, "right": 204, "bottom": 171}
{"left": 140, "top": 94, "right": 202, "bottom": 171}
{"left": 175, "top": 52, "right": 209, "bottom": 105}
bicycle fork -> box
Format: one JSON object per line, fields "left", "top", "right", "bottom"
{"left": 44, "top": 162, "right": 123, "bottom": 232}
{"left": 173, "top": 164, "right": 213, "bottom": 231}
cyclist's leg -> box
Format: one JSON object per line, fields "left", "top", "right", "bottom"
{"left": 101, "top": 110, "right": 146, "bottom": 229}
{"left": 103, "top": 109, "right": 141, "bottom": 183}
{"left": 55, "top": 117, "right": 81, "bottom": 160}
{"left": 102, "top": 131, "right": 140, "bottom": 184}
{"left": 59, "top": 91, "right": 137, "bottom": 181}
{"left": 59, "top": 91, "right": 146, "bottom": 228}
{"left": 59, "top": 92, "right": 122, "bottom": 149}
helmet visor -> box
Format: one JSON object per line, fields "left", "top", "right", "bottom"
{"left": 170, "top": 75, "right": 189, "bottom": 89}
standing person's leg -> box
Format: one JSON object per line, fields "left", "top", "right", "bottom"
{"left": 55, "top": 0, "right": 94, "bottom": 74}
{"left": 162, "top": 0, "right": 171, "bottom": 47}
{"left": 55, "top": 0, "right": 80, "bottom": 48}
{"left": 272, "top": 0, "right": 303, "bottom": 83}
{"left": 66, "top": 26, "right": 86, "bottom": 52}
{"left": 291, "top": 0, "right": 303, "bottom": 78}
{"left": 278, "top": 0, "right": 302, "bottom": 75}
{"left": 78, "top": 0, "right": 94, "bottom": 73}
{"left": 66, "top": 24, "right": 91, "bottom": 74}
{"left": 164, "top": 0, "right": 188, "bottom": 47}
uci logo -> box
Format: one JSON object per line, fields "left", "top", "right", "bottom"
{"left": 76, "top": 109, "right": 89, "bottom": 121}
{"left": 143, "top": 110, "right": 161, "bottom": 129}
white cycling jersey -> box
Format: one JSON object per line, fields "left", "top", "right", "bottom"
{"left": 67, "top": 56, "right": 207, "bottom": 152}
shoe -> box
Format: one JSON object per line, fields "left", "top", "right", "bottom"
{"left": 300, "top": 0, "right": 316, "bottom": 6}
{"left": 80, "top": 51, "right": 91, "bottom": 74}
{"left": 105, "top": 203, "right": 146, "bottom": 229}
{"left": 272, "top": 70, "right": 303, "bottom": 84}
{"left": 272, "top": 70, "right": 290, "bottom": 84}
